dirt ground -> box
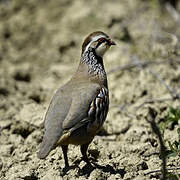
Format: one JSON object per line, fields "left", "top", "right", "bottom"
{"left": 0, "top": 0, "right": 180, "bottom": 179}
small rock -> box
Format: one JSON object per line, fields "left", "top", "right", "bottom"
{"left": 137, "top": 161, "right": 148, "bottom": 170}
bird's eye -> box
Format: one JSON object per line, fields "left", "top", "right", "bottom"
{"left": 98, "top": 38, "right": 106, "bottom": 43}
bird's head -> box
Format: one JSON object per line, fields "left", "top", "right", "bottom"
{"left": 82, "top": 31, "right": 116, "bottom": 58}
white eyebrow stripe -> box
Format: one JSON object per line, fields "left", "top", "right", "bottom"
{"left": 84, "top": 35, "right": 107, "bottom": 53}
{"left": 91, "top": 35, "right": 106, "bottom": 42}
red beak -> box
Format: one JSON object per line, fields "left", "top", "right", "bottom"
{"left": 108, "top": 39, "right": 116, "bottom": 46}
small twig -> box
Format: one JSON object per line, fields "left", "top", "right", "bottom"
{"left": 110, "top": 103, "right": 136, "bottom": 119}
{"left": 148, "top": 68, "right": 180, "bottom": 99}
{"left": 146, "top": 107, "right": 167, "bottom": 180}
{"left": 131, "top": 56, "right": 180, "bottom": 100}
{"left": 108, "top": 60, "right": 162, "bottom": 74}
{"left": 108, "top": 59, "right": 180, "bottom": 74}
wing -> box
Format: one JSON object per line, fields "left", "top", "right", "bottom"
{"left": 38, "top": 84, "right": 72, "bottom": 159}
{"left": 38, "top": 82, "right": 101, "bottom": 159}
{"left": 62, "top": 82, "right": 101, "bottom": 131}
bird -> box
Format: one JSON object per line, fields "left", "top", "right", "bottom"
{"left": 37, "top": 31, "right": 116, "bottom": 167}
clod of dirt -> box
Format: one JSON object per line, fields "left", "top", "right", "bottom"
{"left": 3, "top": 29, "right": 11, "bottom": 39}
{"left": 148, "top": 138, "right": 158, "bottom": 147}
{"left": 28, "top": 94, "right": 42, "bottom": 104}
{"left": 11, "top": 121, "right": 35, "bottom": 139}
{"left": 137, "top": 161, "right": 149, "bottom": 170}
{"left": 0, "top": 144, "right": 14, "bottom": 156}
{"left": 22, "top": 174, "right": 38, "bottom": 180}
{"left": 58, "top": 40, "right": 76, "bottom": 54}
{"left": 13, "top": 71, "right": 31, "bottom": 82}
{"left": 15, "top": 103, "right": 45, "bottom": 127}
{"left": 88, "top": 149, "right": 100, "bottom": 159}
{"left": 150, "top": 173, "right": 160, "bottom": 179}
{"left": 0, "top": 87, "right": 9, "bottom": 96}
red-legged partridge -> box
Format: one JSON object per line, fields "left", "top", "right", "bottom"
{"left": 38, "top": 31, "right": 116, "bottom": 167}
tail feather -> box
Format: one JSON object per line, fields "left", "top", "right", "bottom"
{"left": 37, "top": 136, "right": 55, "bottom": 159}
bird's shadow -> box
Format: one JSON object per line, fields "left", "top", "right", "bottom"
{"left": 60, "top": 164, "right": 77, "bottom": 176}
{"left": 60, "top": 159, "right": 126, "bottom": 178}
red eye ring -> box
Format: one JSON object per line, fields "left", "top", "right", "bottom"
{"left": 98, "top": 38, "right": 106, "bottom": 43}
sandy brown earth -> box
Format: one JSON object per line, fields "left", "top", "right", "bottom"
{"left": 0, "top": 0, "right": 180, "bottom": 179}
